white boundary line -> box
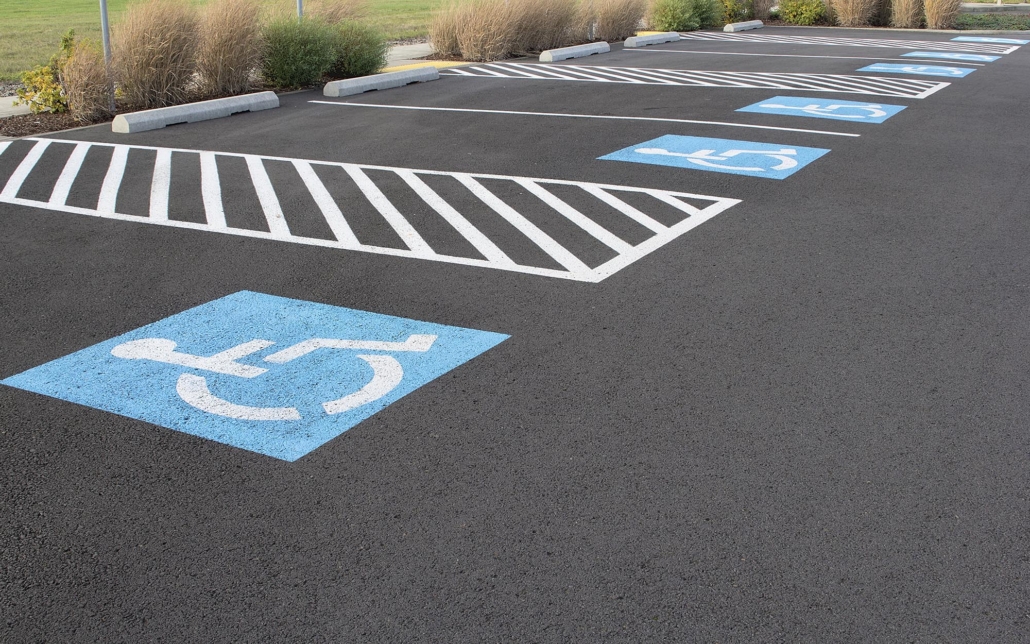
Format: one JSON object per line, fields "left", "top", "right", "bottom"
{"left": 308, "top": 101, "right": 861, "bottom": 138}
{"left": 621, "top": 49, "right": 987, "bottom": 66}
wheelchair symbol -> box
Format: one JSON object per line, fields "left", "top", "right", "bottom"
{"left": 634, "top": 147, "right": 798, "bottom": 173}
{"left": 757, "top": 102, "right": 887, "bottom": 119}
{"left": 110, "top": 334, "right": 437, "bottom": 421}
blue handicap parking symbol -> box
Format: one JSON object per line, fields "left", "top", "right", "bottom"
{"left": 902, "top": 51, "right": 1000, "bottom": 62}
{"left": 952, "top": 36, "right": 1029, "bottom": 45}
{"left": 858, "top": 63, "right": 974, "bottom": 77}
{"left": 600, "top": 135, "right": 829, "bottom": 180}
{"left": 1, "top": 292, "right": 509, "bottom": 461}
{"left": 736, "top": 96, "right": 906, "bottom": 124}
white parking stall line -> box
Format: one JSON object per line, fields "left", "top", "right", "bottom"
{"left": 48, "top": 142, "right": 90, "bottom": 207}
{"left": 1, "top": 139, "right": 51, "bottom": 199}
{"left": 310, "top": 101, "right": 862, "bottom": 138}
{"left": 150, "top": 148, "right": 172, "bottom": 221}
{"left": 0, "top": 138, "right": 741, "bottom": 283}
{"left": 622, "top": 49, "right": 986, "bottom": 66}
{"left": 440, "top": 64, "right": 950, "bottom": 98}
{"left": 676, "top": 32, "right": 1019, "bottom": 54}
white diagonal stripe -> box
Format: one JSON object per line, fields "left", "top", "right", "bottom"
{"left": 292, "top": 160, "right": 360, "bottom": 248}
{"left": 244, "top": 155, "right": 291, "bottom": 239}
{"left": 150, "top": 148, "right": 172, "bottom": 220}
{"left": 516, "top": 179, "right": 633, "bottom": 254}
{"left": 1, "top": 139, "right": 51, "bottom": 199}
{"left": 200, "top": 152, "right": 226, "bottom": 228}
{"left": 344, "top": 165, "right": 435, "bottom": 255}
{"left": 97, "top": 145, "right": 129, "bottom": 214}
{"left": 49, "top": 142, "right": 91, "bottom": 207}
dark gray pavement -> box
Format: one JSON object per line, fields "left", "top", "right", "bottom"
{"left": 2, "top": 26, "right": 1029, "bottom": 641}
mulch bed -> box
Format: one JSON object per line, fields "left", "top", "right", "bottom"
{"left": 0, "top": 112, "right": 91, "bottom": 138}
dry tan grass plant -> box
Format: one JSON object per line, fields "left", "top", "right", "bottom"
{"left": 890, "top": 0, "right": 921, "bottom": 26}
{"left": 831, "top": 0, "right": 875, "bottom": 25}
{"left": 924, "top": 0, "right": 960, "bottom": 27}
{"left": 114, "top": 0, "right": 200, "bottom": 109}
{"left": 753, "top": 0, "right": 776, "bottom": 19}
{"left": 61, "top": 39, "right": 112, "bottom": 123}
{"left": 592, "top": 0, "right": 648, "bottom": 42}
{"left": 196, "top": 0, "right": 263, "bottom": 96}
{"left": 306, "top": 0, "right": 367, "bottom": 24}
{"left": 508, "top": 0, "right": 581, "bottom": 53}
{"left": 430, "top": 2, "right": 467, "bottom": 56}
{"left": 455, "top": 0, "right": 518, "bottom": 61}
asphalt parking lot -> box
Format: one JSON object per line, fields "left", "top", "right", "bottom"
{"left": 2, "top": 26, "right": 1029, "bottom": 641}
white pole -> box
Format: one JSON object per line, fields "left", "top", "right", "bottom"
{"left": 297, "top": 0, "right": 303, "bottom": 19}
{"left": 99, "top": 0, "right": 116, "bottom": 112}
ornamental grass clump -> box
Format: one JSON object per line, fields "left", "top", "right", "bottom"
{"left": 592, "top": 0, "right": 649, "bottom": 41}
{"left": 196, "top": 0, "right": 264, "bottom": 97}
{"left": 509, "top": 0, "right": 581, "bottom": 54}
{"left": 61, "top": 39, "right": 112, "bottom": 123}
{"left": 891, "top": 0, "right": 923, "bottom": 27}
{"left": 924, "top": 0, "right": 961, "bottom": 28}
{"left": 831, "top": 0, "right": 875, "bottom": 25}
{"left": 429, "top": 2, "right": 464, "bottom": 57}
{"left": 454, "top": 0, "right": 518, "bottom": 61}
{"left": 115, "top": 0, "right": 200, "bottom": 109}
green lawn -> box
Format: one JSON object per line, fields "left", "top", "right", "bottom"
{"left": 0, "top": 0, "right": 444, "bottom": 81}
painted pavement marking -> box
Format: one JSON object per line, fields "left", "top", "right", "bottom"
{"left": 600, "top": 135, "right": 830, "bottom": 180}
{"left": 0, "top": 291, "right": 509, "bottom": 461}
{"left": 901, "top": 51, "right": 1000, "bottom": 63}
{"left": 0, "top": 138, "right": 740, "bottom": 283}
{"left": 310, "top": 100, "right": 862, "bottom": 138}
{"left": 676, "top": 32, "right": 1020, "bottom": 54}
{"left": 736, "top": 96, "right": 906, "bottom": 123}
{"left": 857, "top": 63, "right": 975, "bottom": 78}
{"left": 441, "top": 64, "right": 950, "bottom": 99}
{"left": 952, "top": 36, "right": 1029, "bottom": 45}
{"left": 622, "top": 49, "right": 986, "bottom": 65}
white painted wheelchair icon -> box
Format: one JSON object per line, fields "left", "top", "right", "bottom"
{"left": 634, "top": 146, "right": 799, "bottom": 173}
{"left": 110, "top": 334, "right": 437, "bottom": 421}
{"left": 757, "top": 102, "right": 888, "bottom": 120}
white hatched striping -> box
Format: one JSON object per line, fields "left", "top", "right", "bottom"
{"left": 441, "top": 63, "right": 949, "bottom": 98}
{"left": 676, "top": 32, "right": 1019, "bottom": 54}
{"left": 0, "top": 138, "right": 741, "bottom": 283}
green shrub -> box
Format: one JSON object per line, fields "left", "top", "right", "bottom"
{"left": 329, "top": 21, "right": 388, "bottom": 78}
{"left": 262, "top": 17, "right": 339, "bottom": 88}
{"left": 779, "top": 0, "right": 826, "bottom": 24}
{"left": 720, "top": 0, "right": 753, "bottom": 22}
{"left": 14, "top": 30, "right": 75, "bottom": 114}
{"left": 690, "top": 0, "right": 722, "bottom": 26}
{"left": 953, "top": 12, "right": 1030, "bottom": 29}
{"left": 650, "top": 0, "right": 701, "bottom": 30}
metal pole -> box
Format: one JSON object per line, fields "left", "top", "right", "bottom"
{"left": 99, "top": 0, "right": 116, "bottom": 112}
{"left": 297, "top": 0, "right": 303, "bottom": 19}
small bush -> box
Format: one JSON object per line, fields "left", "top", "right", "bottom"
{"left": 832, "top": 0, "right": 875, "bottom": 25}
{"left": 752, "top": 0, "right": 775, "bottom": 19}
{"left": 14, "top": 30, "right": 75, "bottom": 114}
{"left": 262, "top": 17, "right": 339, "bottom": 88}
{"left": 650, "top": 0, "right": 701, "bottom": 30}
{"left": 593, "top": 0, "right": 649, "bottom": 41}
{"left": 690, "top": 0, "right": 723, "bottom": 26}
{"left": 61, "top": 39, "right": 112, "bottom": 123}
{"left": 953, "top": 12, "right": 1030, "bottom": 29}
{"left": 196, "top": 0, "right": 263, "bottom": 97}
{"left": 779, "top": 0, "right": 826, "bottom": 24}
{"left": 924, "top": 0, "right": 961, "bottom": 28}
{"left": 891, "top": 0, "right": 923, "bottom": 27}
{"left": 721, "top": 0, "right": 753, "bottom": 22}
{"left": 115, "top": 0, "right": 200, "bottom": 109}
{"left": 329, "top": 21, "right": 388, "bottom": 78}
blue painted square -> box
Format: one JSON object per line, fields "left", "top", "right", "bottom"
{"left": 1, "top": 292, "right": 509, "bottom": 462}
{"left": 902, "top": 51, "right": 1000, "bottom": 62}
{"left": 736, "top": 96, "right": 906, "bottom": 124}
{"left": 859, "top": 63, "right": 974, "bottom": 77}
{"left": 599, "top": 135, "right": 829, "bottom": 180}
{"left": 952, "top": 36, "right": 1028, "bottom": 45}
